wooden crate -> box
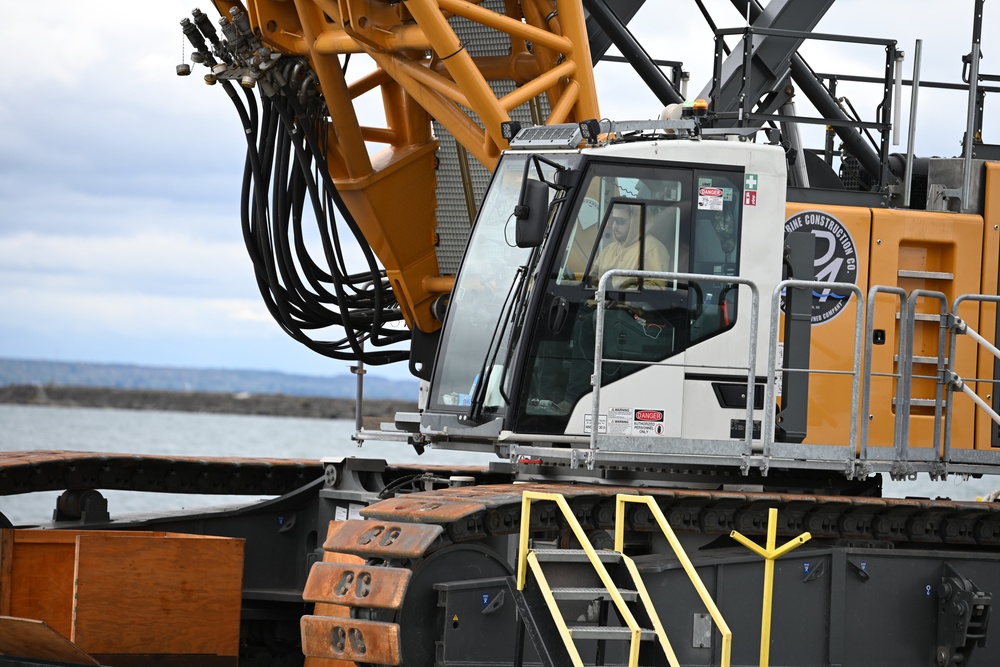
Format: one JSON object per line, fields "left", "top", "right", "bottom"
{"left": 0, "top": 529, "right": 243, "bottom": 665}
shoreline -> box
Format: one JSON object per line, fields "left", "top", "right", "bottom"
{"left": 0, "top": 384, "right": 416, "bottom": 422}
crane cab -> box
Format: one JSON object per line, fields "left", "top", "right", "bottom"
{"left": 419, "top": 122, "right": 787, "bottom": 453}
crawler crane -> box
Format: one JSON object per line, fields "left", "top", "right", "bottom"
{"left": 6, "top": 1, "right": 1000, "bottom": 666}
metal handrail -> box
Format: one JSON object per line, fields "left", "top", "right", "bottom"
{"left": 522, "top": 553, "right": 586, "bottom": 667}
{"left": 901, "top": 290, "right": 950, "bottom": 470}
{"left": 517, "top": 490, "right": 673, "bottom": 667}
{"left": 614, "top": 494, "right": 732, "bottom": 667}
{"left": 559, "top": 271, "right": 1000, "bottom": 479}
{"left": 591, "top": 270, "right": 760, "bottom": 466}
{"left": 946, "top": 294, "right": 1000, "bottom": 463}
{"left": 764, "top": 280, "right": 865, "bottom": 466}
{"left": 860, "top": 286, "right": 908, "bottom": 466}
{"left": 711, "top": 25, "right": 899, "bottom": 191}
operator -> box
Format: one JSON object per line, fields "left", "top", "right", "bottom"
{"left": 529, "top": 201, "right": 674, "bottom": 416}
{"left": 587, "top": 201, "right": 671, "bottom": 288}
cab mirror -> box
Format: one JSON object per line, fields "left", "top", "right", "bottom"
{"left": 514, "top": 179, "right": 549, "bottom": 248}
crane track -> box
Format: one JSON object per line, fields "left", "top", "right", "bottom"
{"left": 355, "top": 482, "right": 1000, "bottom": 547}
{"left": 301, "top": 482, "right": 1000, "bottom": 665}
{"left": 0, "top": 450, "right": 325, "bottom": 498}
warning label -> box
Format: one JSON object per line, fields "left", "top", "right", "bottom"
{"left": 698, "top": 187, "right": 724, "bottom": 211}
{"left": 633, "top": 409, "right": 665, "bottom": 436}
{"left": 584, "top": 414, "right": 608, "bottom": 434}
{"left": 588, "top": 408, "right": 666, "bottom": 436}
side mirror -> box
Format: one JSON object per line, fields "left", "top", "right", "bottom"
{"left": 514, "top": 179, "right": 549, "bottom": 248}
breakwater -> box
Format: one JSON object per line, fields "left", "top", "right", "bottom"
{"left": 0, "top": 384, "right": 416, "bottom": 421}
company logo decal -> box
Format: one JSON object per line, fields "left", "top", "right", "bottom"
{"left": 783, "top": 210, "right": 858, "bottom": 324}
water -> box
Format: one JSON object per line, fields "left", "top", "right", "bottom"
{"left": 0, "top": 404, "right": 492, "bottom": 526}
{"left": 2, "top": 404, "right": 999, "bottom": 526}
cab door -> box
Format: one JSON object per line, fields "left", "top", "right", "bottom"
{"left": 513, "top": 161, "right": 745, "bottom": 438}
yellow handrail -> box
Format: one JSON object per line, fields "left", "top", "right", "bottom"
{"left": 614, "top": 494, "right": 734, "bottom": 667}
{"left": 517, "top": 490, "right": 670, "bottom": 667}
{"left": 730, "top": 507, "right": 811, "bottom": 667}
{"left": 619, "top": 554, "right": 681, "bottom": 667}
{"left": 525, "top": 551, "right": 586, "bottom": 667}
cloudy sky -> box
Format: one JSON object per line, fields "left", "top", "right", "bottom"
{"left": 0, "top": 1, "right": 991, "bottom": 383}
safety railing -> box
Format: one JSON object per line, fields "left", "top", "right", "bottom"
{"left": 899, "top": 290, "right": 951, "bottom": 478}
{"left": 589, "top": 269, "right": 761, "bottom": 472}
{"left": 763, "top": 279, "right": 865, "bottom": 476}
{"left": 614, "top": 494, "right": 732, "bottom": 667}
{"left": 859, "top": 286, "right": 909, "bottom": 474}
{"left": 504, "top": 268, "right": 1000, "bottom": 480}
{"left": 944, "top": 294, "right": 1000, "bottom": 472}
{"left": 517, "top": 491, "right": 673, "bottom": 667}
{"left": 711, "top": 25, "right": 900, "bottom": 192}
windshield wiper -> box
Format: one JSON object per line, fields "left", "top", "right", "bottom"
{"left": 468, "top": 264, "right": 527, "bottom": 422}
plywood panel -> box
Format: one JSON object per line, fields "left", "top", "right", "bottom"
{"left": 71, "top": 534, "right": 244, "bottom": 657}
{"left": 13, "top": 530, "right": 169, "bottom": 545}
{"left": 7, "top": 531, "right": 162, "bottom": 639}
{"left": 0, "top": 616, "right": 98, "bottom": 664}
{"left": 9, "top": 540, "right": 77, "bottom": 639}
{"left": 0, "top": 530, "right": 13, "bottom": 616}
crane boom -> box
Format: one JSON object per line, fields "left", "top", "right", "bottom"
{"left": 197, "top": 0, "right": 601, "bottom": 344}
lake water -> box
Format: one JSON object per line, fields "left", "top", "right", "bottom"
{"left": 0, "top": 404, "right": 493, "bottom": 525}
{"left": 2, "top": 404, "right": 999, "bottom": 526}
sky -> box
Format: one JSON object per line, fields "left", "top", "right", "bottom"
{"left": 0, "top": 1, "right": 992, "bottom": 383}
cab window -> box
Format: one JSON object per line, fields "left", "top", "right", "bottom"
{"left": 516, "top": 162, "right": 744, "bottom": 431}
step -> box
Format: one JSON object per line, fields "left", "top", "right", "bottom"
{"left": 551, "top": 587, "right": 638, "bottom": 602}
{"left": 895, "top": 354, "right": 948, "bottom": 365}
{"left": 898, "top": 269, "right": 954, "bottom": 281}
{"left": 892, "top": 397, "right": 946, "bottom": 408}
{"left": 896, "top": 312, "right": 942, "bottom": 322}
{"left": 532, "top": 548, "right": 623, "bottom": 564}
{"left": 568, "top": 626, "right": 656, "bottom": 641}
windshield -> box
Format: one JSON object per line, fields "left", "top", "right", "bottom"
{"left": 430, "top": 154, "right": 569, "bottom": 412}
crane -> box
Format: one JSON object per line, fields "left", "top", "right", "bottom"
{"left": 6, "top": 1, "right": 1000, "bottom": 666}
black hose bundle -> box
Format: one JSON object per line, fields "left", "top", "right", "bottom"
{"left": 181, "top": 5, "right": 410, "bottom": 366}
{"left": 215, "top": 66, "right": 410, "bottom": 365}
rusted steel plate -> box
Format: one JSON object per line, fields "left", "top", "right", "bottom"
{"left": 301, "top": 615, "right": 399, "bottom": 665}
{"left": 303, "top": 562, "right": 410, "bottom": 609}
{"left": 361, "top": 498, "right": 488, "bottom": 523}
{"left": 323, "top": 520, "right": 443, "bottom": 559}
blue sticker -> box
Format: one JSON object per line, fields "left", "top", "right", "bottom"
{"left": 860, "top": 561, "right": 867, "bottom": 571}
{"left": 482, "top": 593, "right": 490, "bottom": 606}
{"left": 803, "top": 562, "right": 811, "bottom": 574}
